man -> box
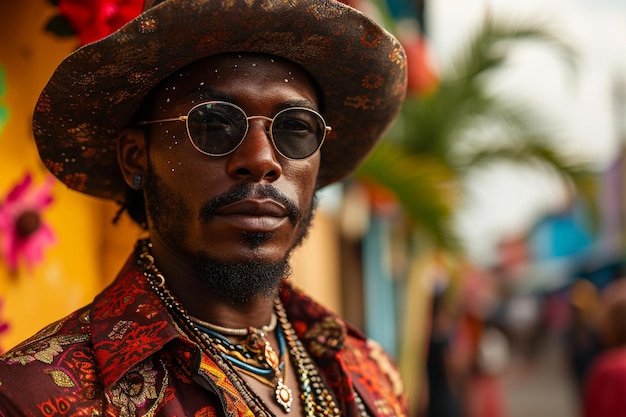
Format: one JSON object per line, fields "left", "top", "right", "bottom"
{"left": 0, "top": 0, "right": 407, "bottom": 415}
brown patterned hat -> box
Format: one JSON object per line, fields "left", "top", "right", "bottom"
{"left": 33, "top": 0, "right": 407, "bottom": 201}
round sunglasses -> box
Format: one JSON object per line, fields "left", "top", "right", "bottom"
{"left": 138, "top": 101, "right": 331, "bottom": 160}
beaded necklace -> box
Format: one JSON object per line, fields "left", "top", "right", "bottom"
{"left": 136, "top": 240, "right": 345, "bottom": 416}
{"left": 191, "top": 313, "right": 277, "bottom": 336}
{"left": 190, "top": 320, "right": 283, "bottom": 378}
{"left": 192, "top": 318, "right": 293, "bottom": 412}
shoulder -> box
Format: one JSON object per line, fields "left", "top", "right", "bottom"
{"left": 1, "top": 305, "right": 93, "bottom": 362}
{"left": 280, "top": 284, "right": 408, "bottom": 415}
{"left": 344, "top": 334, "right": 405, "bottom": 394}
{"left": 341, "top": 335, "right": 408, "bottom": 416}
{"left": 0, "top": 306, "right": 102, "bottom": 413}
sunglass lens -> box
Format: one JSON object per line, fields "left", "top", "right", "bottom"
{"left": 187, "top": 103, "right": 247, "bottom": 155}
{"left": 272, "top": 109, "right": 325, "bottom": 159}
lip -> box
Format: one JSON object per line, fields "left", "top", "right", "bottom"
{"left": 214, "top": 199, "right": 290, "bottom": 232}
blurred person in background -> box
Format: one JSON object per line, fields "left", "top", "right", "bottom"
{"left": 463, "top": 325, "right": 511, "bottom": 417}
{"left": 583, "top": 279, "right": 626, "bottom": 417}
{"left": 565, "top": 279, "right": 602, "bottom": 396}
{"left": 425, "top": 291, "right": 464, "bottom": 417}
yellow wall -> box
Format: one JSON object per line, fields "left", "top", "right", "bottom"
{"left": 0, "top": 1, "right": 143, "bottom": 350}
{"left": 0, "top": 1, "right": 339, "bottom": 351}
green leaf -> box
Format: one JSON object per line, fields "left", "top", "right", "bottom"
{"left": 0, "top": 107, "right": 8, "bottom": 134}
{"left": 356, "top": 142, "right": 461, "bottom": 252}
{"left": 359, "top": 15, "right": 593, "bottom": 255}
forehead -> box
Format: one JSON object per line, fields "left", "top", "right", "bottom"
{"left": 147, "top": 53, "right": 321, "bottom": 111}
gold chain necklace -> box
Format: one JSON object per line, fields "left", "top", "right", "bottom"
{"left": 136, "top": 240, "right": 344, "bottom": 416}
{"left": 190, "top": 313, "right": 277, "bottom": 336}
{"left": 190, "top": 314, "right": 292, "bottom": 412}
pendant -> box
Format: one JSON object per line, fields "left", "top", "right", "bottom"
{"left": 275, "top": 378, "right": 293, "bottom": 413}
{"left": 264, "top": 341, "right": 280, "bottom": 369}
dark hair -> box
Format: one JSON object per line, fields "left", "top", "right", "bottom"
{"left": 112, "top": 96, "right": 155, "bottom": 230}
{"left": 113, "top": 187, "right": 149, "bottom": 229}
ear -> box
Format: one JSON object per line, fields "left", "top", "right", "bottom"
{"left": 117, "top": 128, "right": 148, "bottom": 189}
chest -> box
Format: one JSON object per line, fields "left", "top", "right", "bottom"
{"left": 102, "top": 348, "right": 378, "bottom": 417}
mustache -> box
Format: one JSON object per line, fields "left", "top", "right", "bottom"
{"left": 199, "top": 183, "right": 301, "bottom": 225}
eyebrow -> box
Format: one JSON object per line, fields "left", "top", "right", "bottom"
{"left": 193, "top": 87, "right": 233, "bottom": 102}
{"left": 188, "top": 87, "right": 321, "bottom": 112}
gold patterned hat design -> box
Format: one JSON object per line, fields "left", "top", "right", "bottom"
{"left": 33, "top": 0, "right": 407, "bottom": 200}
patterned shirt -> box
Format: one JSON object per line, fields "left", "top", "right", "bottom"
{"left": 0, "top": 248, "right": 408, "bottom": 416}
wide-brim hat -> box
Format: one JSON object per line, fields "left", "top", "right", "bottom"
{"left": 33, "top": 0, "right": 407, "bottom": 201}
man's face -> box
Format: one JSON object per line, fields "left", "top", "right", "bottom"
{"left": 140, "top": 54, "right": 321, "bottom": 290}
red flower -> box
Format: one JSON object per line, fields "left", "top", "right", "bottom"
{"left": 58, "top": 0, "right": 144, "bottom": 46}
{"left": 397, "top": 23, "right": 439, "bottom": 97}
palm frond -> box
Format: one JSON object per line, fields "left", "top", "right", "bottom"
{"left": 461, "top": 140, "right": 587, "bottom": 176}
{"left": 387, "top": 17, "right": 578, "bottom": 159}
{"left": 447, "top": 16, "right": 577, "bottom": 84}
{"left": 355, "top": 141, "right": 461, "bottom": 252}
{"left": 360, "top": 15, "right": 590, "bottom": 255}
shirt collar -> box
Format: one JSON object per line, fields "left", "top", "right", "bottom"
{"left": 279, "top": 283, "right": 367, "bottom": 362}
{"left": 90, "top": 252, "right": 188, "bottom": 388}
{"left": 89, "top": 245, "right": 367, "bottom": 388}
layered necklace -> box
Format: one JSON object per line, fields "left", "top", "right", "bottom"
{"left": 137, "top": 240, "right": 343, "bottom": 416}
{"left": 190, "top": 312, "right": 294, "bottom": 412}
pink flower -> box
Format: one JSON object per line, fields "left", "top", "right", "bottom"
{"left": 58, "top": 0, "right": 144, "bottom": 46}
{"left": 0, "top": 299, "right": 9, "bottom": 354}
{"left": 0, "top": 174, "right": 57, "bottom": 273}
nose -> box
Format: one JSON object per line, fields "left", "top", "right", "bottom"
{"left": 225, "top": 119, "right": 282, "bottom": 182}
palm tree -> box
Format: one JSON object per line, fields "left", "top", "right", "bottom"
{"left": 358, "top": 16, "right": 590, "bottom": 251}
{"left": 352, "top": 15, "right": 595, "bottom": 412}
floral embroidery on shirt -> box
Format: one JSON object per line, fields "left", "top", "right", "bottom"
{"left": 96, "top": 320, "right": 168, "bottom": 369}
{"left": 92, "top": 286, "right": 137, "bottom": 320}
{"left": 303, "top": 316, "right": 345, "bottom": 358}
{"left": 107, "top": 359, "right": 168, "bottom": 417}
{"left": 367, "top": 340, "right": 404, "bottom": 397}
{"left": 194, "top": 405, "right": 218, "bottom": 417}
{"left": 45, "top": 368, "right": 76, "bottom": 388}
{"left": 37, "top": 396, "right": 73, "bottom": 416}
{"left": 109, "top": 320, "right": 135, "bottom": 340}
{"left": 1, "top": 334, "right": 89, "bottom": 365}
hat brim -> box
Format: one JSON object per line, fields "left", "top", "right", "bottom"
{"left": 33, "top": 0, "right": 407, "bottom": 201}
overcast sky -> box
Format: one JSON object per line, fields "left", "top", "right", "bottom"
{"left": 429, "top": 0, "right": 626, "bottom": 263}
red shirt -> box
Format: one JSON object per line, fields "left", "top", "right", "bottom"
{"left": 0, "top": 248, "right": 408, "bottom": 416}
{"left": 584, "top": 348, "right": 626, "bottom": 417}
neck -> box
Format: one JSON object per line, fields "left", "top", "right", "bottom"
{"left": 145, "top": 236, "right": 279, "bottom": 330}
{"left": 137, "top": 239, "right": 343, "bottom": 416}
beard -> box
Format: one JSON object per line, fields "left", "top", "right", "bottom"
{"left": 193, "top": 253, "right": 292, "bottom": 304}
{"left": 143, "top": 167, "right": 317, "bottom": 304}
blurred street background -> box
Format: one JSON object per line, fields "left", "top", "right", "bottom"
{"left": 2, "top": 1, "right": 626, "bottom": 416}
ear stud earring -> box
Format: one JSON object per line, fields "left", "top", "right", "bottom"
{"left": 132, "top": 174, "right": 143, "bottom": 189}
